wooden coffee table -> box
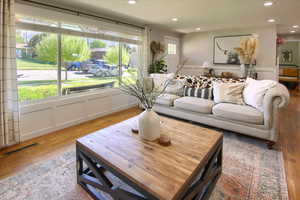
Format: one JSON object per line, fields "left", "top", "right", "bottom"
{"left": 76, "top": 116, "right": 223, "bottom": 200}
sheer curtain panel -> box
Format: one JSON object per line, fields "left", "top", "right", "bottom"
{"left": 0, "top": 0, "right": 20, "bottom": 149}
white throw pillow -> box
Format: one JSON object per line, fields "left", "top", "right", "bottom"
{"left": 213, "top": 82, "right": 245, "bottom": 105}
{"left": 150, "top": 73, "right": 175, "bottom": 90}
{"left": 243, "top": 78, "right": 277, "bottom": 112}
{"left": 165, "top": 79, "right": 185, "bottom": 96}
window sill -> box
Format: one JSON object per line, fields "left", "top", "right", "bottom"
{"left": 20, "top": 87, "right": 122, "bottom": 108}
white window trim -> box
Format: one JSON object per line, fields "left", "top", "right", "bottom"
{"left": 15, "top": 3, "right": 143, "bottom": 45}
{"left": 16, "top": 22, "right": 142, "bottom": 45}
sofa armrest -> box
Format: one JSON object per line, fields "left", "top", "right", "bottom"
{"left": 263, "top": 83, "right": 290, "bottom": 129}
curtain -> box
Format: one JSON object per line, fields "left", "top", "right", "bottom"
{"left": 142, "top": 26, "right": 151, "bottom": 76}
{"left": 0, "top": 0, "right": 20, "bottom": 149}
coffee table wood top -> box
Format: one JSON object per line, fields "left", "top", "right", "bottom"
{"left": 77, "top": 116, "right": 222, "bottom": 200}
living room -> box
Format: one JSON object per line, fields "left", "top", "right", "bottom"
{"left": 0, "top": 0, "right": 299, "bottom": 199}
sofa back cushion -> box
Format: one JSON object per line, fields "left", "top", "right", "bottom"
{"left": 183, "top": 86, "right": 213, "bottom": 100}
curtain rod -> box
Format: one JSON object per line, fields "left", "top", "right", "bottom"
{"left": 16, "top": 0, "right": 146, "bottom": 30}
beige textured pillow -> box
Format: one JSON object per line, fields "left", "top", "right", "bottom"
{"left": 213, "top": 82, "right": 245, "bottom": 105}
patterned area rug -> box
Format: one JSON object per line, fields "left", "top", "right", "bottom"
{"left": 0, "top": 130, "right": 289, "bottom": 200}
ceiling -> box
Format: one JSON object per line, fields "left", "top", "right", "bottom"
{"left": 37, "top": 0, "right": 300, "bottom": 34}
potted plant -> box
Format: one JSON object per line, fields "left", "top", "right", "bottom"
{"left": 148, "top": 41, "right": 168, "bottom": 74}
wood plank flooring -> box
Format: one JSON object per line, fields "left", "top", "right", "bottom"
{"left": 0, "top": 107, "right": 142, "bottom": 180}
{"left": 279, "top": 90, "right": 300, "bottom": 200}
{"left": 0, "top": 91, "right": 299, "bottom": 200}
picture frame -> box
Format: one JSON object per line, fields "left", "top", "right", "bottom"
{"left": 280, "top": 50, "right": 293, "bottom": 64}
{"left": 213, "top": 34, "right": 252, "bottom": 65}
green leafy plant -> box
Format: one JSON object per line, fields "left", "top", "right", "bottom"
{"left": 29, "top": 33, "right": 47, "bottom": 48}
{"left": 90, "top": 40, "right": 106, "bottom": 49}
{"left": 149, "top": 41, "right": 167, "bottom": 74}
{"left": 16, "top": 32, "right": 25, "bottom": 43}
{"left": 103, "top": 46, "right": 130, "bottom": 66}
{"left": 148, "top": 55, "right": 167, "bottom": 74}
{"left": 36, "top": 34, "right": 91, "bottom": 63}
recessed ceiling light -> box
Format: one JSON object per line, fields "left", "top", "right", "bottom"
{"left": 290, "top": 30, "right": 296, "bottom": 33}
{"left": 293, "top": 25, "right": 299, "bottom": 28}
{"left": 172, "top": 18, "right": 178, "bottom": 22}
{"left": 264, "top": 1, "right": 274, "bottom": 7}
{"left": 196, "top": 27, "right": 201, "bottom": 31}
{"left": 268, "top": 19, "right": 275, "bottom": 23}
{"left": 128, "top": 0, "right": 136, "bottom": 4}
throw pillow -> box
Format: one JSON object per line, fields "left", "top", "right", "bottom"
{"left": 150, "top": 73, "right": 175, "bottom": 90}
{"left": 165, "top": 79, "right": 185, "bottom": 96}
{"left": 243, "top": 78, "right": 277, "bottom": 112}
{"left": 176, "top": 74, "right": 245, "bottom": 88}
{"left": 213, "top": 82, "right": 245, "bottom": 105}
{"left": 183, "top": 86, "right": 213, "bottom": 100}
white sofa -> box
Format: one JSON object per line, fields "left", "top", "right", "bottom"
{"left": 153, "top": 81, "right": 289, "bottom": 148}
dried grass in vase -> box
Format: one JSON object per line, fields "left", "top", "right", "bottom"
{"left": 119, "top": 72, "right": 170, "bottom": 110}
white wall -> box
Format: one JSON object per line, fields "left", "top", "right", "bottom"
{"left": 181, "top": 25, "right": 278, "bottom": 80}
{"left": 20, "top": 89, "right": 137, "bottom": 141}
{"left": 149, "top": 27, "right": 182, "bottom": 72}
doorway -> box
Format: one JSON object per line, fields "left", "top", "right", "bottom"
{"left": 164, "top": 36, "right": 180, "bottom": 73}
{"left": 278, "top": 41, "right": 300, "bottom": 91}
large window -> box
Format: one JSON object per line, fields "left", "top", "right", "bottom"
{"left": 17, "top": 30, "right": 58, "bottom": 102}
{"left": 15, "top": 14, "right": 143, "bottom": 103}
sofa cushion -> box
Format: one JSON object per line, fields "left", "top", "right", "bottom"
{"left": 156, "top": 94, "right": 181, "bottom": 106}
{"left": 174, "top": 97, "right": 214, "bottom": 114}
{"left": 212, "top": 103, "right": 264, "bottom": 125}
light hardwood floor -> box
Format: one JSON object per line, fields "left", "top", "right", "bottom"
{"left": 0, "top": 90, "right": 299, "bottom": 200}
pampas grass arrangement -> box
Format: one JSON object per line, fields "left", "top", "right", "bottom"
{"left": 234, "top": 35, "right": 259, "bottom": 78}
{"left": 234, "top": 35, "right": 258, "bottom": 65}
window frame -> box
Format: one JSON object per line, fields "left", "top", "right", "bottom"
{"left": 16, "top": 19, "right": 142, "bottom": 105}
{"left": 167, "top": 43, "right": 177, "bottom": 55}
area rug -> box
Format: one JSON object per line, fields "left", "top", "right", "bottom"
{"left": 0, "top": 130, "right": 289, "bottom": 200}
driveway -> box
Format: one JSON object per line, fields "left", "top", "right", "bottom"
{"left": 17, "top": 70, "right": 92, "bottom": 81}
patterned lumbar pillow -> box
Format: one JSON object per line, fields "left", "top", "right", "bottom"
{"left": 183, "top": 86, "right": 213, "bottom": 100}
{"left": 213, "top": 82, "right": 245, "bottom": 105}
{"left": 176, "top": 74, "right": 245, "bottom": 88}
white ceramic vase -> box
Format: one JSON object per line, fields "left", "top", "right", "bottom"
{"left": 138, "top": 109, "right": 161, "bottom": 141}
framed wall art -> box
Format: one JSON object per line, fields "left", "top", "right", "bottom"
{"left": 213, "top": 34, "right": 251, "bottom": 65}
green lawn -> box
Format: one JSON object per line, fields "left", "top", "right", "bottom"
{"left": 16, "top": 58, "right": 138, "bottom": 102}
{"left": 17, "top": 58, "right": 57, "bottom": 70}
{"left": 18, "top": 78, "right": 118, "bottom": 102}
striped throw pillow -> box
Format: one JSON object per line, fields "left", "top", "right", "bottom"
{"left": 183, "top": 86, "right": 213, "bottom": 100}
